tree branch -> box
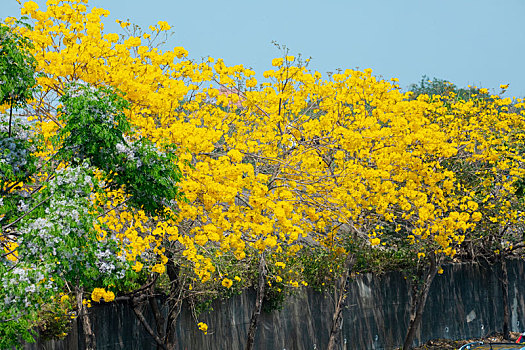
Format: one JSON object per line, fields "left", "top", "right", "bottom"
{"left": 131, "top": 299, "right": 167, "bottom": 350}
{"left": 2, "top": 196, "right": 50, "bottom": 233}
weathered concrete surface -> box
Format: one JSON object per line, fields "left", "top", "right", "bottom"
{"left": 24, "top": 259, "right": 525, "bottom": 350}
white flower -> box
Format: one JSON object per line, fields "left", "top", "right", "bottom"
{"left": 17, "top": 200, "right": 30, "bottom": 212}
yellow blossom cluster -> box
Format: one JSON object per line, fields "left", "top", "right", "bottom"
{"left": 197, "top": 322, "right": 208, "bottom": 334}
{"left": 90, "top": 288, "right": 115, "bottom": 303}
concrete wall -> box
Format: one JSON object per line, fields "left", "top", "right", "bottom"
{"left": 24, "top": 259, "right": 525, "bottom": 350}
{"left": 342, "top": 260, "right": 525, "bottom": 349}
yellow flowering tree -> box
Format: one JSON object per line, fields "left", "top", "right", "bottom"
{"left": 2, "top": 1, "right": 525, "bottom": 349}
{"left": 425, "top": 86, "right": 525, "bottom": 343}
{"left": 396, "top": 83, "right": 525, "bottom": 348}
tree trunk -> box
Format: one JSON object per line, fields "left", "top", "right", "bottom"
{"left": 327, "top": 253, "right": 356, "bottom": 350}
{"left": 128, "top": 257, "right": 181, "bottom": 350}
{"left": 131, "top": 298, "right": 167, "bottom": 350}
{"left": 8, "top": 101, "right": 13, "bottom": 138}
{"left": 164, "top": 257, "right": 181, "bottom": 350}
{"left": 403, "top": 253, "right": 439, "bottom": 350}
{"left": 245, "top": 256, "right": 266, "bottom": 350}
{"left": 148, "top": 292, "right": 166, "bottom": 350}
{"left": 501, "top": 256, "right": 510, "bottom": 340}
{"left": 76, "top": 288, "right": 96, "bottom": 350}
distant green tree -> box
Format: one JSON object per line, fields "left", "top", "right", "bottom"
{"left": 408, "top": 75, "right": 487, "bottom": 101}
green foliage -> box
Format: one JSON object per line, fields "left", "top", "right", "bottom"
{"left": 349, "top": 241, "right": 417, "bottom": 275}
{"left": 36, "top": 296, "right": 74, "bottom": 341}
{"left": 55, "top": 83, "right": 131, "bottom": 164}
{"left": 0, "top": 314, "right": 36, "bottom": 350}
{"left": 56, "top": 83, "right": 183, "bottom": 217}
{"left": 184, "top": 250, "right": 251, "bottom": 316}
{"left": 299, "top": 246, "right": 345, "bottom": 292}
{"left": 262, "top": 279, "right": 286, "bottom": 313}
{"left": 408, "top": 75, "right": 487, "bottom": 101}
{"left": 0, "top": 163, "right": 135, "bottom": 348}
{"left": 0, "top": 20, "right": 39, "bottom": 138}
{"left": 192, "top": 297, "right": 215, "bottom": 316}
{"left": 515, "top": 177, "right": 525, "bottom": 199}
{"left": 0, "top": 120, "right": 38, "bottom": 190}
{"left": 118, "top": 139, "right": 182, "bottom": 216}
{"left": 0, "top": 20, "right": 38, "bottom": 107}
{"left": 1, "top": 78, "right": 187, "bottom": 347}
{"left": 0, "top": 24, "right": 42, "bottom": 348}
{"left": 0, "top": 135, "right": 36, "bottom": 182}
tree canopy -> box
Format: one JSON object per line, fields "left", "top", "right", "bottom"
{"left": 1, "top": 1, "right": 524, "bottom": 349}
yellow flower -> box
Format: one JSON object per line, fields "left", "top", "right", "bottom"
{"left": 21, "top": 1, "right": 39, "bottom": 15}
{"left": 157, "top": 21, "right": 171, "bottom": 31}
{"left": 91, "top": 288, "right": 105, "bottom": 303}
{"left": 221, "top": 278, "right": 233, "bottom": 288}
{"left": 471, "top": 212, "right": 482, "bottom": 222}
{"left": 271, "top": 58, "right": 283, "bottom": 67}
{"left": 227, "top": 149, "right": 243, "bottom": 163}
{"left": 197, "top": 322, "right": 208, "bottom": 334}
{"left": 370, "top": 237, "right": 380, "bottom": 246}
{"left": 246, "top": 78, "right": 257, "bottom": 88}
{"left": 264, "top": 236, "right": 277, "bottom": 248}
{"left": 104, "top": 291, "right": 115, "bottom": 302}
{"left": 104, "top": 33, "right": 119, "bottom": 43}
{"left": 132, "top": 261, "right": 144, "bottom": 272}
{"left": 467, "top": 201, "right": 478, "bottom": 211}
{"left": 124, "top": 36, "right": 141, "bottom": 47}
{"left": 4, "top": 17, "right": 17, "bottom": 25}
{"left": 4, "top": 242, "right": 18, "bottom": 262}
{"left": 152, "top": 263, "right": 166, "bottom": 274}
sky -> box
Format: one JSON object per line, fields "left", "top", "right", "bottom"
{"left": 2, "top": 0, "right": 525, "bottom": 98}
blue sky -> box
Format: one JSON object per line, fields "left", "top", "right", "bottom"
{"left": 2, "top": 0, "right": 525, "bottom": 98}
